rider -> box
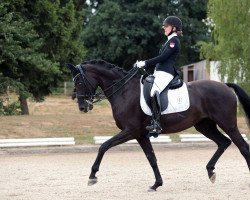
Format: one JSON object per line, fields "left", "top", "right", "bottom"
{"left": 135, "top": 16, "right": 182, "bottom": 137}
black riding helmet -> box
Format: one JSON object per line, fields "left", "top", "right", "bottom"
{"left": 163, "top": 16, "right": 182, "bottom": 31}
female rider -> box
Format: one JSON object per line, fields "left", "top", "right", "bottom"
{"left": 135, "top": 16, "right": 182, "bottom": 137}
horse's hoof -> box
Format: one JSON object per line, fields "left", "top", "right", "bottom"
{"left": 209, "top": 173, "right": 216, "bottom": 184}
{"left": 148, "top": 187, "right": 156, "bottom": 192}
{"left": 88, "top": 178, "right": 98, "bottom": 186}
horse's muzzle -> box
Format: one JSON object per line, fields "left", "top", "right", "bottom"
{"left": 79, "top": 100, "right": 93, "bottom": 113}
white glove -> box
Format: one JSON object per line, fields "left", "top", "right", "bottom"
{"left": 135, "top": 60, "right": 146, "bottom": 68}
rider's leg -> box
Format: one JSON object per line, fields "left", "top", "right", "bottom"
{"left": 150, "top": 71, "right": 174, "bottom": 97}
{"left": 146, "top": 71, "right": 173, "bottom": 137}
{"left": 146, "top": 91, "right": 162, "bottom": 136}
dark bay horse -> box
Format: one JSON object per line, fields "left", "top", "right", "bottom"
{"left": 67, "top": 60, "right": 250, "bottom": 191}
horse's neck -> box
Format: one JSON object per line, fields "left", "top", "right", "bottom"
{"left": 92, "top": 66, "right": 139, "bottom": 104}
{"left": 96, "top": 69, "right": 120, "bottom": 89}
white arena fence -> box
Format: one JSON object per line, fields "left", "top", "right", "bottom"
{"left": 0, "top": 134, "right": 248, "bottom": 147}
{"left": 180, "top": 134, "right": 248, "bottom": 142}
{"left": 0, "top": 137, "right": 75, "bottom": 148}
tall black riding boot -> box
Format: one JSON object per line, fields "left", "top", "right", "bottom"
{"left": 145, "top": 92, "right": 162, "bottom": 138}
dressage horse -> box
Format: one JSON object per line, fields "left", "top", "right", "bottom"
{"left": 67, "top": 60, "right": 250, "bottom": 191}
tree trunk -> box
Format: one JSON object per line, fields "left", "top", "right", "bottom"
{"left": 19, "top": 95, "right": 29, "bottom": 115}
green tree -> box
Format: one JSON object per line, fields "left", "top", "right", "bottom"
{"left": 22, "top": 0, "right": 86, "bottom": 76}
{"left": 83, "top": 0, "right": 209, "bottom": 69}
{"left": 200, "top": 0, "right": 250, "bottom": 92}
{"left": 0, "top": 1, "right": 60, "bottom": 114}
{"left": 0, "top": 0, "right": 87, "bottom": 115}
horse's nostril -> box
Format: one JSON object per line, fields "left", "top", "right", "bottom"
{"left": 79, "top": 107, "right": 85, "bottom": 111}
{"left": 79, "top": 106, "right": 89, "bottom": 113}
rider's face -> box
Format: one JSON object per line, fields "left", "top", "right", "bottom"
{"left": 162, "top": 25, "right": 172, "bottom": 36}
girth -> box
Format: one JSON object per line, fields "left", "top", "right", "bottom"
{"left": 142, "top": 75, "right": 183, "bottom": 111}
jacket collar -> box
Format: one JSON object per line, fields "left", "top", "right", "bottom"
{"left": 167, "top": 32, "right": 177, "bottom": 41}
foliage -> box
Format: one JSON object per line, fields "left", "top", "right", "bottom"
{"left": 0, "top": 1, "right": 58, "bottom": 102}
{"left": 0, "top": 75, "right": 21, "bottom": 115}
{"left": 83, "top": 0, "right": 209, "bottom": 69}
{"left": 0, "top": 100, "right": 21, "bottom": 116}
{"left": 200, "top": 0, "right": 250, "bottom": 92}
{"left": 0, "top": 0, "right": 87, "bottom": 114}
{"left": 21, "top": 0, "right": 86, "bottom": 75}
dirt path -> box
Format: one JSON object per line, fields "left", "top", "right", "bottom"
{"left": 0, "top": 146, "right": 250, "bottom": 200}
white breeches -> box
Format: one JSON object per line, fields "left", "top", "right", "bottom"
{"left": 150, "top": 71, "right": 174, "bottom": 97}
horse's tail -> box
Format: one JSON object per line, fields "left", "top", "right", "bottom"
{"left": 226, "top": 83, "right": 250, "bottom": 126}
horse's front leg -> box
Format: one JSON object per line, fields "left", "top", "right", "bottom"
{"left": 88, "top": 130, "right": 134, "bottom": 186}
{"left": 137, "top": 136, "right": 163, "bottom": 191}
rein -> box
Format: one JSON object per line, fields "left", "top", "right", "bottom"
{"left": 73, "top": 64, "right": 139, "bottom": 104}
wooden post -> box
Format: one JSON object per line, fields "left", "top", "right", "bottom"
{"left": 6, "top": 86, "right": 10, "bottom": 103}
{"left": 64, "top": 82, "right": 67, "bottom": 96}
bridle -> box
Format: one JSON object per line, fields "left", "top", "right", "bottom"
{"left": 72, "top": 64, "right": 139, "bottom": 104}
{"left": 73, "top": 65, "right": 96, "bottom": 103}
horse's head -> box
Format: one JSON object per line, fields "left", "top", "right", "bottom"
{"left": 67, "top": 63, "right": 98, "bottom": 113}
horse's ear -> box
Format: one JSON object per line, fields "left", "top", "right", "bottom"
{"left": 66, "top": 63, "right": 78, "bottom": 76}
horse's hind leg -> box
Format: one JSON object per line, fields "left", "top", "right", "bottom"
{"left": 194, "top": 119, "right": 232, "bottom": 183}
{"left": 224, "top": 126, "right": 250, "bottom": 170}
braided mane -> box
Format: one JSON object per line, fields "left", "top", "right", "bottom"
{"left": 81, "top": 59, "right": 128, "bottom": 75}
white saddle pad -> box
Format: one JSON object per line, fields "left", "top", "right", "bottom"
{"left": 140, "top": 78, "right": 190, "bottom": 116}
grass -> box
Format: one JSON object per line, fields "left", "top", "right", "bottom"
{"left": 0, "top": 96, "right": 249, "bottom": 144}
{"left": 0, "top": 96, "right": 119, "bottom": 144}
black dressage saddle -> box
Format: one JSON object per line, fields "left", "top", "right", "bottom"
{"left": 142, "top": 75, "right": 183, "bottom": 111}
